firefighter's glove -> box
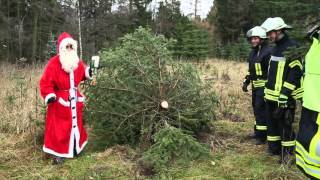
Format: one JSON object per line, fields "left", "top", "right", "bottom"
{"left": 89, "top": 67, "right": 93, "bottom": 77}
{"left": 242, "top": 75, "right": 250, "bottom": 92}
{"left": 47, "top": 96, "right": 56, "bottom": 104}
{"left": 242, "top": 83, "right": 249, "bottom": 92}
{"left": 278, "top": 94, "right": 288, "bottom": 108}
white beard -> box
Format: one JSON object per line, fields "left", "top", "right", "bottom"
{"left": 59, "top": 49, "right": 79, "bottom": 73}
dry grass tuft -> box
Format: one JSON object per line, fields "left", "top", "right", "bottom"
{"left": 0, "top": 63, "right": 45, "bottom": 134}
{"left": 196, "top": 58, "right": 253, "bottom": 123}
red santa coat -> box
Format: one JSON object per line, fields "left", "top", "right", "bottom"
{"left": 40, "top": 54, "right": 91, "bottom": 158}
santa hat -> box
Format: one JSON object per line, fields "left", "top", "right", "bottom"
{"left": 57, "top": 32, "right": 78, "bottom": 54}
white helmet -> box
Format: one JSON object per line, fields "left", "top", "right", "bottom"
{"left": 261, "top": 17, "right": 292, "bottom": 33}
{"left": 246, "top": 26, "right": 267, "bottom": 39}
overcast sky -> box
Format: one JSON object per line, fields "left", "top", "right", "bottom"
{"left": 149, "top": 0, "right": 214, "bottom": 19}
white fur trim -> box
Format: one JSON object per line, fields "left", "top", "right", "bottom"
{"left": 59, "top": 37, "right": 78, "bottom": 53}
{"left": 85, "top": 67, "right": 93, "bottom": 80}
{"left": 71, "top": 126, "right": 87, "bottom": 156}
{"left": 78, "top": 140, "right": 87, "bottom": 154}
{"left": 68, "top": 128, "right": 75, "bottom": 158}
{"left": 74, "top": 126, "right": 81, "bottom": 153}
{"left": 78, "top": 96, "right": 85, "bottom": 102}
{"left": 45, "top": 93, "right": 56, "bottom": 105}
{"left": 43, "top": 145, "right": 74, "bottom": 158}
{"left": 58, "top": 97, "right": 70, "bottom": 107}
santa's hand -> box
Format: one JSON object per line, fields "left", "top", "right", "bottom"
{"left": 89, "top": 67, "right": 93, "bottom": 77}
{"left": 47, "top": 96, "right": 56, "bottom": 104}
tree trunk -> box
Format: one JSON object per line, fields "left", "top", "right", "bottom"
{"left": 129, "top": 0, "right": 133, "bottom": 14}
{"left": 17, "top": 1, "right": 22, "bottom": 59}
{"left": 194, "top": 0, "right": 199, "bottom": 19}
{"left": 77, "top": 0, "right": 83, "bottom": 60}
{"left": 31, "top": 1, "right": 39, "bottom": 62}
{"left": 47, "top": 0, "right": 56, "bottom": 60}
{"left": 6, "top": 0, "right": 10, "bottom": 62}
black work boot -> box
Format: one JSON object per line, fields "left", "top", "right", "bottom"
{"left": 52, "top": 156, "right": 64, "bottom": 165}
{"left": 246, "top": 133, "right": 258, "bottom": 140}
{"left": 255, "top": 138, "right": 266, "bottom": 145}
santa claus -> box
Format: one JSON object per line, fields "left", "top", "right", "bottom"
{"left": 39, "top": 32, "right": 92, "bottom": 164}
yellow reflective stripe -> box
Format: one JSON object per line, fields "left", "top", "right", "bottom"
{"left": 289, "top": 62, "right": 303, "bottom": 70}
{"left": 279, "top": 62, "right": 285, "bottom": 89}
{"left": 275, "top": 61, "right": 285, "bottom": 92}
{"left": 265, "top": 94, "right": 278, "bottom": 101}
{"left": 293, "top": 93, "right": 303, "bottom": 100}
{"left": 255, "top": 63, "right": 262, "bottom": 76}
{"left": 296, "top": 141, "right": 320, "bottom": 166}
{"left": 256, "top": 125, "right": 267, "bottom": 130}
{"left": 292, "top": 87, "right": 304, "bottom": 99}
{"left": 254, "top": 85, "right": 265, "bottom": 88}
{"left": 296, "top": 154, "right": 320, "bottom": 179}
{"left": 279, "top": 94, "right": 288, "bottom": 99}
{"left": 283, "top": 82, "right": 296, "bottom": 91}
{"left": 289, "top": 60, "right": 301, "bottom": 66}
{"left": 292, "top": 87, "right": 303, "bottom": 100}
{"left": 291, "top": 77, "right": 303, "bottom": 96}
{"left": 293, "top": 93, "right": 303, "bottom": 97}
{"left": 255, "top": 63, "right": 258, "bottom": 75}
{"left": 281, "top": 140, "right": 295, "bottom": 146}
{"left": 275, "top": 63, "right": 281, "bottom": 91}
{"left": 253, "top": 80, "right": 266, "bottom": 88}
{"left": 292, "top": 87, "right": 303, "bottom": 95}
{"left": 289, "top": 60, "right": 303, "bottom": 70}
{"left": 293, "top": 94, "right": 303, "bottom": 99}
{"left": 267, "top": 136, "right": 281, "bottom": 141}
{"left": 264, "top": 88, "right": 281, "bottom": 101}
{"left": 264, "top": 88, "right": 280, "bottom": 96}
{"left": 253, "top": 82, "right": 266, "bottom": 85}
{"left": 288, "top": 61, "right": 300, "bottom": 67}
{"left": 253, "top": 80, "right": 266, "bottom": 83}
{"left": 253, "top": 84, "right": 265, "bottom": 88}
{"left": 258, "top": 64, "right": 262, "bottom": 75}
{"left": 310, "top": 114, "right": 320, "bottom": 158}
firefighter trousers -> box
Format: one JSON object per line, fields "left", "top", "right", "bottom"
{"left": 296, "top": 107, "right": 320, "bottom": 179}
{"left": 252, "top": 88, "right": 267, "bottom": 141}
{"left": 266, "top": 100, "right": 296, "bottom": 155}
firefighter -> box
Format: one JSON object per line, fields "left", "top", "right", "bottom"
{"left": 261, "top": 17, "right": 303, "bottom": 163}
{"left": 295, "top": 23, "right": 320, "bottom": 179}
{"left": 242, "top": 26, "right": 272, "bottom": 145}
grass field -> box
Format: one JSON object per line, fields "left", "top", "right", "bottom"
{"left": 0, "top": 59, "right": 307, "bottom": 179}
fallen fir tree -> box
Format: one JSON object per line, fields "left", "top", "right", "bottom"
{"left": 84, "top": 27, "right": 218, "bottom": 174}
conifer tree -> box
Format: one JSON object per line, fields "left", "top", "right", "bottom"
{"left": 84, "top": 27, "right": 218, "bottom": 151}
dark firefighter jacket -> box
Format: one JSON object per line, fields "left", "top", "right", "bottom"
{"left": 247, "top": 42, "right": 272, "bottom": 89}
{"left": 264, "top": 34, "right": 303, "bottom": 102}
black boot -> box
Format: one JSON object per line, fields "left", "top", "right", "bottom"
{"left": 246, "top": 133, "right": 258, "bottom": 140}
{"left": 52, "top": 156, "right": 64, "bottom": 165}
{"left": 255, "top": 138, "right": 266, "bottom": 145}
